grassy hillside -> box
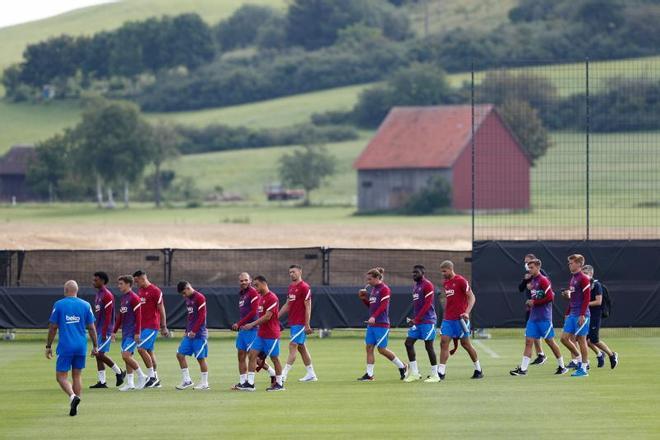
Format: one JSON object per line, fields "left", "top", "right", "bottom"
{"left": 4, "top": 55, "right": 660, "bottom": 154}
{"left": 0, "top": 0, "right": 286, "bottom": 72}
{"left": 169, "top": 130, "right": 660, "bottom": 213}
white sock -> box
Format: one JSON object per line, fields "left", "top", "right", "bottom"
{"left": 147, "top": 367, "right": 155, "bottom": 378}
{"left": 200, "top": 372, "right": 208, "bottom": 386}
{"left": 305, "top": 364, "right": 316, "bottom": 376}
{"left": 69, "top": 394, "right": 76, "bottom": 402}
{"left": 474, "top": 360, "right": 481, "bottom": 372}
{"left": 438, "top": 364, "right": 446, "bottom": 375}
{"left": 557, "top": 356, "right": 565, "bottom": 368}
{"left": 136, "top": 367, "right": 146, "bottom": 379}
{"left": 521, "top": 356, "right": 531, "bottom": 371}
{"left": 181, "top": 368, "right": 191, "bottom": 383}
{"left": 283, "top": 364, "right": 292, "bottom": 376}
{"left": 276, "top": 375, "right": 283, "bottom": 386}
{"left": 597, "top": 352, "right": 604, "bottom": 358}
{"left": 154, "top": 370, "right": 159, "bottom": 380}
{"left": 111, "top": 364, "right": 122, "bottom": 374}
{"left": 98, "top": 370, "right": 106, "bottom": 384}
{"left": 366, "top": 364, "right": 374, "bottom": 376}
{"left": 409, "top": 360, "right": 419, "bottom": 375}
{"left": 430, "top": 364, "right": 438, "bottom": 375}
{"left": 247, "top": 372, "right": 255, "bottom": 385}
{"left": 127, "top": 373, "right": 135, "bottom": 387}
{"left": 573, "top": 356, "right": 582, "bottom": 363}
{"left": 391, "top": 357, "right": 405, "bottom": 369}
{"left": 240, "top": 374, "right": 247, "bottom": 384}
{"left": 267, "top": 366, "right": 276, "bottom": 377}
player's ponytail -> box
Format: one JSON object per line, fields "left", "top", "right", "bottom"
{"left": 367, "top": 267, "right": 385, "bottom": 280}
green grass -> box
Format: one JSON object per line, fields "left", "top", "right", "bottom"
{"left": 150, "top": 83, "right": 372, "bottom": 129}
{"left": 1, "top": 330, "right": 658, "bottom": 439}
{"left": 0, "top": 0, "right": 286, "bottom": 72}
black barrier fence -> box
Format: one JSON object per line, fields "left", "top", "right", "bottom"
{"left": 2, "top": 240, "right": 658, "bottom": 329}
{"left": 0, "top": 248, "right": 471, "bottom": 288}
{"left": 0, "top": 286, "right": 439, "bottom": 330}
{"left": 472, "top": 240, "right": 660, "bottom": 328}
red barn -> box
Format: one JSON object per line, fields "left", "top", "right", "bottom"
{"left": 353, "top": 105, "right": 531, "bottom": 212}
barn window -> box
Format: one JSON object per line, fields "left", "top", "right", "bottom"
{"left": 362, "top": 181, "right": 373, "bottom": 188}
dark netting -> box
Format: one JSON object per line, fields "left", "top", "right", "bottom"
{"left": 13, "top": 250, "right": 167, "bottom": 287}
{"left": 169, "top": 248, "right": 325, "bottom": 286}
{"left": 328, "top": 248, "right": 471, "bottom": 286}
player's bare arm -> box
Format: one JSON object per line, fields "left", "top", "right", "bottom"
{"left": 45, "top": 323, "right": 57, "bottom": 359}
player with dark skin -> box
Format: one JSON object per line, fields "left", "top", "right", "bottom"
{"left": 91, "top": 273, "right": 122, "bottom": 381}
{"left": 404, "top": 267, "right": 437, "bottom": 374}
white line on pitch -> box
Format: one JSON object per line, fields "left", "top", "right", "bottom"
{"left": 473, "top": 340, "right": 500, "bottom": 358}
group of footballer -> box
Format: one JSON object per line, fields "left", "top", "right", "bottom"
{"left": 46, "top": 254, "right": 617, "bottom": 416}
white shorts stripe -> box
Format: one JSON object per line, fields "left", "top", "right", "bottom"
{"left": 266, "top": 340, "right": 278, "bottom": 357}
{"left": 375, "top": 329, "right": 389, "bottom": 348}
{"left": 123, "top": 341, "right": 136, "bottom": 352}
{"left": 424, "top": 325, "right": 436, "bottom": 340}
{"left": 290, "top": 327, "right": 306, "bottom": 342}
{"left": 196, "top": 339, "right": 208, "bottom": 358}
{"left": 98, "top": 338, "right": 112, "bottom": 351}
{"left": 543, "top": 323, "right": 553, "bottom": 339}
{"left": 576, "top": 319, "right": 589, "bottom": 334}
{"left": 137, "top": 329, "right": 156, "bottom": 347}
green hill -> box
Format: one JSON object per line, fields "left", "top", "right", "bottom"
{"left": 0, "top": 0, "right": 286, "bottom": 72}
{"left": 3, "top": 55, "right": 660, "bottom": 154}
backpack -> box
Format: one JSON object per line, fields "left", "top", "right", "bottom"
{"left": 600, "top": 282, "right": 612, "bottom": 318}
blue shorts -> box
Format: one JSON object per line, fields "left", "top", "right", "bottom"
{"left": 97, "top": 336, "right": 112, "bottom": 353}
{"left": 290, "top": 325, "right": 307, "bottom": 345}
{"left": 251, "top": 336, "right": 280, "bottom": 357}
{"left": 563, "top": 315, "right": 590, "bottom": 336}
{"left": 137, "top": 329, "right": 158, "bottom": 351}
{"left": 365, "top": 326, "right": 389, "bottom": 348}
{"left": 526, "top": 320, "right": 555, "bottom": 339}
{"left": 441, "top": 319, "right": 470, "bottom": 339}
{"left": 121, "top": 337, "right": 137, "bottom": 353}
{"left": 56, "top": 354, "right": 86, "bottom": 372}
{"left": 236, "top": 329, "right": 258, "bottom": 352}
{"left": 407, "top": 323, "right": 437, "bottom": 341}
{"left": 178, "top": 337, "right": 208, "bottom": 359}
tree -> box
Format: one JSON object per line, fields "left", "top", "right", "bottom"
{"left": 77, "top": 99, "right": 152, "bottom": 207}
{"left": 497, "top": 98, "right": 551, "bottom": 164}
{"left": 146, "top": 121, "right": 180, "bottom": 207}
{"left": 215, "top": 5, "right": 282, "bottom": 51}
{"left": 278, "top": 144, "right": 337, "bottom": 205}
{"left": 26, "top": 129, "right": 91, "bottom": 201}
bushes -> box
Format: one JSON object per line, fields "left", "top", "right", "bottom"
{"left": 176, "top": 123, "right": 358, "bottom": 154}
{"left": 139, "top": 40, "right": 407, "bottom": 111}
{"left": 403, "top": 177, "right": 452, "bottom": 215}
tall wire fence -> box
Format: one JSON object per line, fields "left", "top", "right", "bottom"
{"left": 471, "top": 58, "right": 660, "bottom": 241}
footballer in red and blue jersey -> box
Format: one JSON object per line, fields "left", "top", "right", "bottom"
{"left": 93, "top": 283, "right": 115, "bottom": 353}
{"left": 362, "top": 281, "right": 391, "bottom": 348}
{"left": 408, "top": 273, "right": 436, "bottom": 341}
{"left": 113, "top": 286, "right": 142, "bottom": 354}
{"left": 441, "top": 274, "right": 472, "bottom": 339}
{"left": 234, "top": 284, "right": 261, "bottom": 351}
{"left": 563, "top": 269, "right": 591, "bottom": 337}
{"left": 177, "top": 288, "right": 208, "bottom": 359}
{"left": 525, "top": 272, "right": 555, "bottom": 340}
{"left": 286, "top": 279, "right": 311, "bottom": 344}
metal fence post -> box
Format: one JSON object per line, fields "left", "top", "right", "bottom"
{"left": 470, "top": 61, "right": 476, "bottom": 248}
{"left": 585, "top": 58, "right": 591, "bottom": 241}
{"left": 322, "top": 247, "right": 331, "bottom": 286}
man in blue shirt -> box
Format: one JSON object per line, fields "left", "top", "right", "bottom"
{"left": 46, "top": 280, "right": 98, "bottom": 416}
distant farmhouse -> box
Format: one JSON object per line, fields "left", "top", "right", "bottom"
{"left": 353, "top": 105, "right": 531, "bottom": 213}
{"left": 0, "top": 145, "right": 36, "bottom": 202}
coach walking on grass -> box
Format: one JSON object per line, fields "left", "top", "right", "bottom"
{"left": 46, "top": 280, "right": 98, "bottom": 416}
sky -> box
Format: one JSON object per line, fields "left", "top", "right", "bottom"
{"left": 0, "top": 0, "right": 114, "bottom": 29}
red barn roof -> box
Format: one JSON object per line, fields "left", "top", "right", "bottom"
{"left": 354, "top": 105, "right": 499, "bottom": 170}
{"left": 0, "top": 145, "right": 35, "bottom": 175}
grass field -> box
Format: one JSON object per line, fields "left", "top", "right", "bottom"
{"left": 1, "top": 329, "right": 658, "bottom": 439}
